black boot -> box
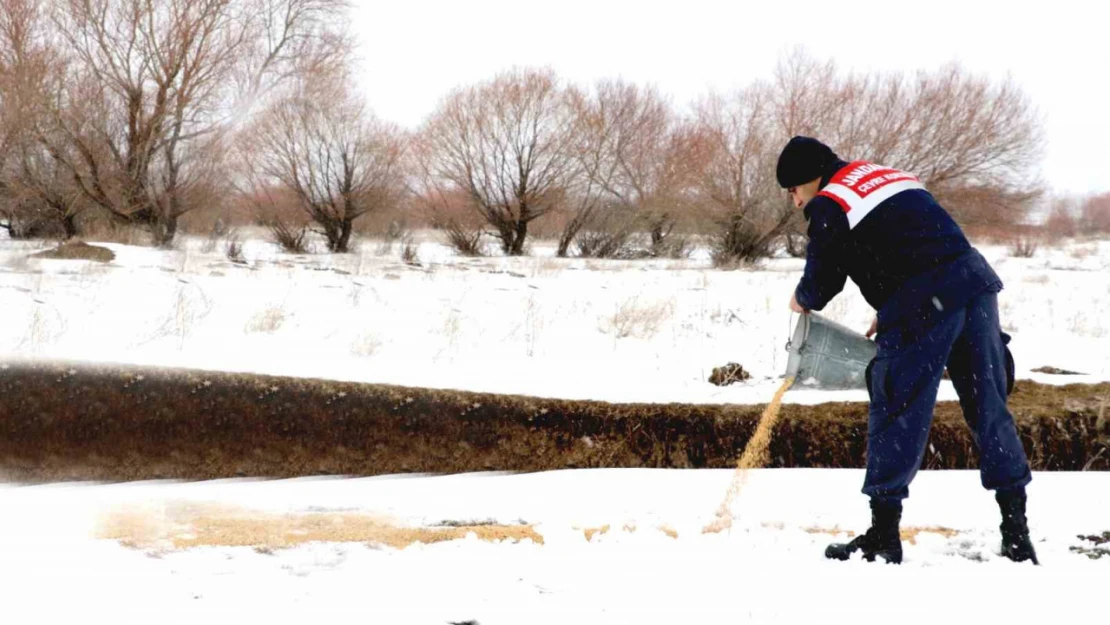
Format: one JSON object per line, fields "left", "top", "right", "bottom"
{"left": 997, "top": 488, "right": 1038, "bottom": 565}
{"left": 826, "top": 499, "right": 903, "bottom": 564}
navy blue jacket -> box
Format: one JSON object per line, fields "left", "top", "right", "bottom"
{"left": 794, "top": 162, "right": 1003, "bottom": 350}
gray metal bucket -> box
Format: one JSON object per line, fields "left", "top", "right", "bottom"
{"left": 784, "top": 312, "right": 876, "bottom": 390}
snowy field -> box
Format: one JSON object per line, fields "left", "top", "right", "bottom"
{"left": 2, "top": 231, "right": 1109, "bottom": 623}
{"left": 2, "top": 230, "right": 1109, "bottom": 406}
{"left": 0, "top": 469, "right": 1107, "bottom": 624}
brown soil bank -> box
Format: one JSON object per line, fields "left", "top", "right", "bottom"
{"left": 1, "top": 360, "right": 1107, "bottom": 483}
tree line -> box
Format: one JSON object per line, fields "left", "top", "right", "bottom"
{"left": 0, "top": 2, "right": 1053, "bottom": 262}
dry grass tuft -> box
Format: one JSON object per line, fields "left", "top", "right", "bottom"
{"left": 400, "top": 236, "right": 420, "bottom": 265}
{"left": 1070, "top": 244, "right": 1097, "bottom": 260}
{"left": 1009, "top": 236, "right": 1038, "bottom": 258}
{"left": 602, "top": 296, "right": 675, "bottom": 339}
{"left": 225, "top": 233, "right": 245, "bottom": 264}
{"left": 30, "top": 241, "right": 115, "bottom": 263}
{"left": 268, "top": 219, "right": 310, "bottom": 254}
{"left": 245, "top": 307, "right": 286, "bottom": 334}
{"left": 350, "top": 333, "right": 382, "bottom": 357}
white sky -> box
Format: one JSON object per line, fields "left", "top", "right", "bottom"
{"left": 351, "top": 0, "right": 1110, "bottom": 197}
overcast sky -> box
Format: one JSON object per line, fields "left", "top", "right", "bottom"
{"left": 350, "top": 0, "right": 1109, "bottom": 197}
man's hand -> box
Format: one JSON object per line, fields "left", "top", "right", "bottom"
{"left": 790, "top": 293, "right": 808, "bottom": 314}
{"left": 866, "top": 316, "right": 878, "bottom": 339}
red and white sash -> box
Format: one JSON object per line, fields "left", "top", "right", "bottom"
{"left": 817, "top": 161, "right": 926, "bottom": 229}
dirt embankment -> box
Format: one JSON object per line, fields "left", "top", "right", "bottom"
{"left": 1, "top": 360, "right": 1107, "bottom": 483}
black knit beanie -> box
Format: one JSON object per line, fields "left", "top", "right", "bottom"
{"left": 776, "top": 136, "right": 840, "bottom": 188}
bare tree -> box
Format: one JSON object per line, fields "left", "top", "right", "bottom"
{"left": 1081, "top": 192, "right": 1110, "bottom": 234}
{"left": 35, "top": 0, "right": 239, "bottom": 244}
{"left": 241, "top": 76, "right": 406, "bottom": 253}
{"left": 32, "top": 0, "right": 352, "bottom": 247}
{"left": 692, "top": 85, "right": 792, "bottom": 264}
{"left": 766, "top": 48, "right": 842, "bottom": 253}
{"left": 401, "top": 167, "right": 490, "bottom": 256}
{"left": 0, "top": 0, "right": 83, "bottom": 238}
{"left": 0, "top": 0, "right": 36, "bottom": 180}
{"left": 770, "top": 48, "right": 1046, "bottom": 233}
{"left": 1042, "top": 195, "right": 1079, "bottom": 240}
{"left": 414, "top": 67, "right": 577, "bottom": 256}
{"left": 234, "top": 0, "right": 353, "bottom": 109}
{"left": 563, "top": 79, "right": 690, "bottom": 257}
{"left": 771, "top": 46, "right": 843, "bottom": 141}
{"left": 884, "top": 64, "right": 1046, "bottom": 226}
{"left": 557, "top": 83, "right": 618, "bottom": 257}
{"left": 10, "top": 139, "right": 87, "bottom": 238}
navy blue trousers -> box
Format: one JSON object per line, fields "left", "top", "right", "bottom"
{"left": 863, "top": 290, "right": 1032, "bottom": 503}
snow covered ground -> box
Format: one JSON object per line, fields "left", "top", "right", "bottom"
{"left": 2, "top": 232, "right": 1108, "bottom": 623}
{"left": 1, "top": 468, "right": 1106, "bottom": 624}
{"left": 2, "top": 231, "right": 1109, "bottom": 406}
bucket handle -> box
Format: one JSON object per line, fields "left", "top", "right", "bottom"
{"left": 784, "top": 311, "right": 811, "bottom": 354}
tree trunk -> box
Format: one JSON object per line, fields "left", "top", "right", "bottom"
{"left": 557, "top": 213, "right": 590, "bottom": 258}
{"left": 556, "top": 230, "right": 574, "bottom": 258}
{"left": 157, "top": 123, "right": 186, "bottom": 249}
{"left": 510, "top": 219, "right": 528, "bottom": 256}
{"left": 650, "top": 212, "right": 672, "bottom": 256}
{"left": 323, "top": 222, "right": 340, "bottom": 251}
{"left": 336, "top": 219, "right": 353, "bottom": 253}
{"left": 62, "top": 213, "right": 79, "bottom": 239}
{"left": 152, "top": 214, "right": 178, "bottom": 248}
{"left": 494, "top": 223, "right": 514, "bottom": 255}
